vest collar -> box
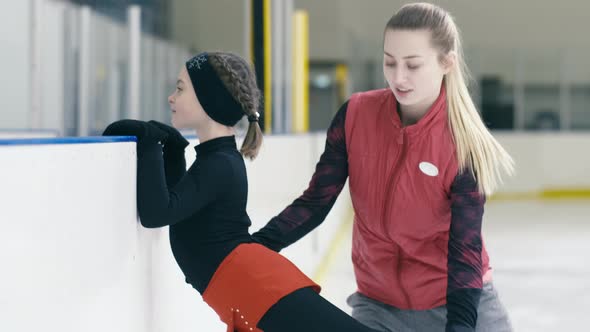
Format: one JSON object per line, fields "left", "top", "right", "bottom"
{"left": 385, "top": 83, "right": 448, "bottom": 138}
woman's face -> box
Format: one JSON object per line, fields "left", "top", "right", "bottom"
{"left": 383, "top": 28, "right": 453, "bottom": 112}
{"left": 168, "top": 67, "right": 209, "bottom": 129}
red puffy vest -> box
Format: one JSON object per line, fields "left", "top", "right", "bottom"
{"left": 346, "top": 87, "right": 491, "bottom": 309}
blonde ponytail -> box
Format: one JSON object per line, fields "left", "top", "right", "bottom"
{"left": 445, "top": 61, "right": 514, "bottom": 195}
{"left": 387, "top": 2, "right": 514, "bottom": 195}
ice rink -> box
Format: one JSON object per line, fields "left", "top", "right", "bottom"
{"left": 320, "top": 200, "right": 590, "bottom": 332}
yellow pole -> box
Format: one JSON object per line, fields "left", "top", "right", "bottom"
{"left": 249, "top": 1, "right": 254, "bottom": 64}
{"left": 292, "top": 10, "right": 309, "bottom": 133}
{"left": 263, "top": 0, "right": 272, "bottom": 134}
{"left": 335, "top": 64, "right": 349, "bottom": 106}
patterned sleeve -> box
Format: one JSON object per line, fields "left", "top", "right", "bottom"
{"left": 446, "top": 170, "right": 485, "bottom": 331}
{"left": 250, "top": 102, "right": 350, "bottom": 252}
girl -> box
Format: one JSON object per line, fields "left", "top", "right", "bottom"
{"left": 251, "top": 3, "right": 515, "bottom": 332}
{"left": 103, "top": 51, "right": 380, "bottom": 332}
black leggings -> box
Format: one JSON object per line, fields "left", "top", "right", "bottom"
{"left": 257, "top": 287, "right": 381, "bottom": 332}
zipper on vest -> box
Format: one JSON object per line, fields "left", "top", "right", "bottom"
{"left": 381, "top": 129, "right": 406, "bottom": 229}
{"left": 381, "top": 128, "right": 412, "bottom": 306}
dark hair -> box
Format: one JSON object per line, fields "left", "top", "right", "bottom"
{"left": 208, "top": 52, "right": 263, "bottom": 160}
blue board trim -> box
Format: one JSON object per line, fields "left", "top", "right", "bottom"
{"left": 0, "top": 136, "right": 137, "bottom": 146}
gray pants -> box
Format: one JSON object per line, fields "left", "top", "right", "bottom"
{"left": 347, "top": 283, "right": 513, "bottom": 332}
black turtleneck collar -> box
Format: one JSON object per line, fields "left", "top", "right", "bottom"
{"left": 194, "top": 135, "right": 237, "bottom": 156}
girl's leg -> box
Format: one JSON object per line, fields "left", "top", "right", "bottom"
{"left": 258, "top": 287, "right": 382, "bottom": 332}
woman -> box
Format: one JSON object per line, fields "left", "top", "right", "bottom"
{"left": 251, "top": 3, "right": 515, "bottom": 332}
{"left": 103, "top": 51, "right": 380, "bottom": 332}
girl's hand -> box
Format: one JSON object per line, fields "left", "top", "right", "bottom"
{"left": 148, "top": 120, "right": 189, "bottom": 153}
{"left": 102, "top": 119, "right": 168, "bottom": 145}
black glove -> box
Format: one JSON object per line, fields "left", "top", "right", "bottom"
{"left": 147, "top": 120, "right": 189, "bottom": 153}
{"left": 102, "top": 119, "right": 168, "bottom": 145}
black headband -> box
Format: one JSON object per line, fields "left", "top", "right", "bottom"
{"left": 185, "top": 52, "right": 245, "bottom": 126}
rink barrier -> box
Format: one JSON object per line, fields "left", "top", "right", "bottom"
{"left": 0, "top": 136, "right": 136, "bottom": 145}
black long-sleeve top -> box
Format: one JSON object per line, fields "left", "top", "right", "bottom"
{"left": 137, "top": 135, "right": 252, "bottom": 293}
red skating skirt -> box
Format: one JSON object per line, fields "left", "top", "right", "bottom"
{"left": 202, "top": 243, "right": 321, "bottom": 332}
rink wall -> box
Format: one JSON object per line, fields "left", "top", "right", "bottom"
{"left": 0, "top": 134, "right": 351, "bottom": 332}
{"left": 495, "top": 133, "right": 590, "bottom": 199}
{"left": 0, "top": 132, "right": 587, "bottom": 332}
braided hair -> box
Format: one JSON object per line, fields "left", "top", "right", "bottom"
{"left": 208, "top": 52, "right": 263, "bottom": 160}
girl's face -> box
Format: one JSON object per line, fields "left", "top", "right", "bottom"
{"left": 383, "top": 28, "right": 454, "bottom": 112}
{"left": 168, "top": 67, "right": 210, "bottom": 129}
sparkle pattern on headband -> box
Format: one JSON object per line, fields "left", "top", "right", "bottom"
{"left": 187, "top": 54, "right": 208, "bottom": 70}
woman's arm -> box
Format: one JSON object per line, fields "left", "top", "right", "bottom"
{"left": 446, "top": 170, "right": 486, "bottom": 332}
{"left": 251, "top": 102, "right": 350, "bottom": 252}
